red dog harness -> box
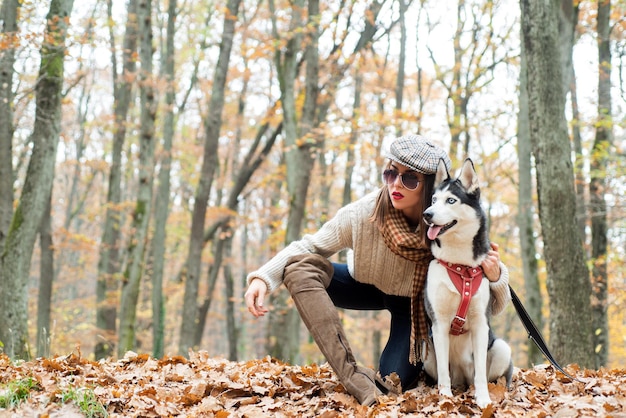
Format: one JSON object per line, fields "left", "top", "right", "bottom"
{"left": 437, "top": 260, "right": 484, "bottom": 335}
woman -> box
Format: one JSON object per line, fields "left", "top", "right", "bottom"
{"left": 244, "top": 135, "right": 510, "bottom": 406}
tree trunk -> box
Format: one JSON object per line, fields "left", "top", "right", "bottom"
{"left": 517, "top": 36, "right": 544, "bottom": 366}
{"left": 282, "top": 0, "right": 317, "bottom": 247}
{"left": 118, "top": 0, "right": 157, "bottom": 357}
{"left": 265, "top": 0, "right": 304, "bottom": 364}
{"left": 194, "top": 237, "right": 223, "bottom": 347}
{"left": 413, "top": 3, "right": 426, "bottom": 135}
{"left": 267, "top": 0, "right": 382, "bottom": 361}
{"left": 224, "top": 229, "right": 238, "bottom": 361}
{"left": 448, "top": 0, "right": 465, "bottom": 164}
{"left": 55, "top": 62, "right": 95, "bottom": 282}
{"left": 267, "top": 0, "right": 321, "bottom": 364}
{"left": 561, "top": 0, "right": 586, "bottom": 239}
{"left": 178, "top": 0, "right": 242, "bottom": 356}
{"left": 95, "top": 0, "right": 138, "bottom": 360}
{"left": 37, "top": 194, "right": 54, "bottom": 358}
{"left": 193, "top": 122, "right": 280, "bottom": 349}
{"left": 150, "top": 0, "right": 177, "bottom": 360}
{"left": 590, "top": 0, "right": 611, "bottom": 368}
{"left": 210, "top": 61, "right": 251, "bottom": 362}
{"left": 558, "top": 0, "right": 578, "bottom": 98}
{"left": 240, "top": 200, "right": 250, "bottom": 354}
{"left": 520, "top": 0, "right": 594, "bottom": 367}
{"left": 394, "top": 0, "right": 407, "bottom": 136}
{"left": 0, "top": 0, "right": 75, "bottom": 360}
{"left": 343, "top": 71, "right": 362, "bottom": 209}
{"left": 570, "top": 70, "right": 586, "bottom": 238}
{"left": 0, "top": 0, "right": 19, "bottom": 253}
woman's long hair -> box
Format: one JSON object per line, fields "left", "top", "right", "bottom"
{"left": 369, "top": 161, "right": 436, "bottom": 246}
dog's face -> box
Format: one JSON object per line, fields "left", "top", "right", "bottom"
{"left": 423, "top": 158, "right": 483, "bottom": 244}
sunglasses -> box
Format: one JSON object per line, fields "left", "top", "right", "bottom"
{"left": 382, "top": 169, "right": 421, "bottom": 190}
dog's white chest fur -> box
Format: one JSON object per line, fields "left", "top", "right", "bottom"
{"left": 425, "top": 260, "right": 490, "bottom": 332}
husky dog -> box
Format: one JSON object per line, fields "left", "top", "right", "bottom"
{"left": 422, "top": 158, "right": 513, "bottom": 408}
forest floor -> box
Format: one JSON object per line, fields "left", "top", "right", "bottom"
{"left": 0, "top": 350, "right": 625, "bottom": 417}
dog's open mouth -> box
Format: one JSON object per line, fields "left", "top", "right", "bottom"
{"left": 426, "top": 221, "right": 457, "bottom": 240}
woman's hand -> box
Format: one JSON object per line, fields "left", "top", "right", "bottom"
{"left": 482, "top": 242, "right": 502, "bottom": 282}
{"left": 244, "top": 278, "right": 270, "bottom": 317}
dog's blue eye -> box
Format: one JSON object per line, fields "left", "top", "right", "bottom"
{"left": 447, "top": 197, "right": 456, "bottom": 204}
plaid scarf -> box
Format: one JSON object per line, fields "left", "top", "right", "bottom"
{"left": 379, "top": 207, "right": 433, "bottom": 365}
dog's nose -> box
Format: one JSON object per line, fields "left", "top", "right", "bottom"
{"left": 423, "top": 211, "right": 433, "bottom": 221}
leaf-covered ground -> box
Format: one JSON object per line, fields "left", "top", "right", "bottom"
{"left": 0, "top": 350, "right": 625, "bottom": 417}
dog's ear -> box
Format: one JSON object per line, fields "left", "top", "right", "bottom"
{"left": 458, "top": 158, "right": 479, "bottom": 193}
{"left": 434, "top": 158, "right": 449, "bottom": 187}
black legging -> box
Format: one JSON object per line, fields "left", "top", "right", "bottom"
{"left": 326, "top": 262, "right": 422, "bottom": 390}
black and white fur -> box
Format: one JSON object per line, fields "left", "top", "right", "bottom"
{"left": 422, "top": 158, "right": 513, "bottom": 408}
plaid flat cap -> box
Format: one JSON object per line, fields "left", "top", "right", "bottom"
{"left": 383, "top": 135, "right": 451, "bottom": 175}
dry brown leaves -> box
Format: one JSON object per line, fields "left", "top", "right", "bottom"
{"left": 0, "top": 350, "right": 625, "bottom": 417}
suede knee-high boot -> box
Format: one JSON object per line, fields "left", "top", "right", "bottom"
{"left": 283, "top": 254, "right": 380, "bottom": 406}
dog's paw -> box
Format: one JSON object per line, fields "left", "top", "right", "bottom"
{"left": 438, "top": 386, "right": 453, "bottom": 398}
{"left": 475, "top": 392, "right": 492, "bottom": 409}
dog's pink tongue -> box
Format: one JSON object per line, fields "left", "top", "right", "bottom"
{"left": 427, "top": 225, "right": 442, "bottom": 240}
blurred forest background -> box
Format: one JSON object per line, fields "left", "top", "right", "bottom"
{"left": 0, "top": 0, "right": 625, "bottom": 374}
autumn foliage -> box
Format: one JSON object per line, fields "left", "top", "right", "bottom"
{"left": 1, "top": 350, "right": 625, "bottom": 417}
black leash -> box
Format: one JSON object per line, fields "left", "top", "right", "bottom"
{"left": 509, "top": 285, "right": 579, "bottom": 381}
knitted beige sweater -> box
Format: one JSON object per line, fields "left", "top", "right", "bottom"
{"left": 247, "top": 190, "right": 510, "bottom": 315}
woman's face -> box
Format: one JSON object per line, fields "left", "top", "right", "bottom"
{"left": 384, "top": 162, "right": 425, "bottom": 224}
